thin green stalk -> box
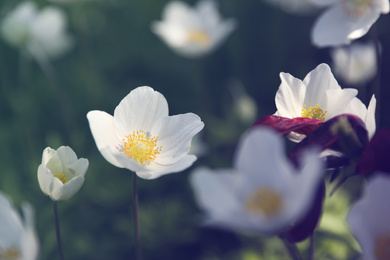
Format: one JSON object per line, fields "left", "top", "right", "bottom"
{"left": 53, "top": 201, "right": 65, "bottom": 260}
{"left": 133, "top": 173, "right": 142, "bottom": 260}
{"left": 281, "top": 238, "right": 303, "bottom": 260}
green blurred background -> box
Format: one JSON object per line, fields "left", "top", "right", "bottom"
{"left": 0, "top": 0, "right": 389, "bottom": 259}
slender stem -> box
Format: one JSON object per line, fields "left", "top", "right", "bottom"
{"left": 133, "top": 174, "right": 141, "bottom": 260}
{"left": 281, "top": 238, "right": 303, "bottom": 260}
{"left": 53, "top": 201, "right": 65, "bottom": 260}
{"left": 309, "top": 235, "right": 314, "bottom": 260}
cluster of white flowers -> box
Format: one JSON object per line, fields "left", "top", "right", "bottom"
{"left": 0, "top": 0, "right": 388, "bottom": 259}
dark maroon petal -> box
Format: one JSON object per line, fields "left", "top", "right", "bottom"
{"left": 279, "top": 182, "right": 325, "bottom": 243}
{"left": 289, "top": 114, "right": 369, "bottom": 167}
{"left": 252, "top": 115, "right": 323, "bottom": 136}
{"left": 358, "top": 129, "right": 390, "bottom": 175}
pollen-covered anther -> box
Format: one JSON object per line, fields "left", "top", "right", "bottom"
{"left": 342, "top": 0, "right": 372, "bottom": 17}
{"left": 375, "top": 233, "right": 390, "bottom": 260}
{"left": 123, "top": 130, "right": 162, "bottom": 166}
{"left": 187, "top": 30, "right": 211, "bottom": 46}
{"left": 301, "top": 104, "right": 327, "bottom": 121}
{"left": 53, "top": 173, "right": 68, "bottom": 184}
{"left": 246, "top": 188, "right": 283, "bottom": 218}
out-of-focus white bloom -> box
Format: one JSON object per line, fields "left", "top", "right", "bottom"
{"left": 274, "top": 63, "right": 376, "bottom": 142}
{"left": 37, "top": 146, "right": 89, "bottom": 201}
{"left": 230, "top": 82, "right": 257, "bottom": 124}
{"left": 151, "top": 0, "right": 236, "bottom": 58}
{"left": 309, "top": 0, "right": 389, "bottom": 47}
{"left": 190, "top": 127, "right": 324, "bottom": 235}
{"left": 262, "top": 0, "right": 320, "bottom": 15}
{"left": 0, "top": 192, "right": 38, "bottom": 260}
{"left": 0, "top": 1, "right": 74, "bottom": 59}
{"left": 348, "top": 174, "right": 390, "bottom": 260}
{"left": 87, "top": 86, "right": 204, "bottom": 180}
{"left": 331, "top": 42, "right": 377, "bottom": 86}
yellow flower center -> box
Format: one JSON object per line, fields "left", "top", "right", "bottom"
{"left": 246, "top": 188, "right": 283, "bottom": 218}
{"left": 0, "top": 246, "right": 22, "bottom": 260}
{"left": 343, "top": 0, "right": 372, "bottom": 16}
{"left": 187, "top": 30, "right": 210, "bottom": 47}
{"left": 53, "top": 173, "right": 68, "bottom": 184}
{"left": 375, "top": 233, "right": 390, "bottom": 260}
{"left": 301, "top": 104, "right": 327, "bottom": 121}
{"left": 123, "top": 130, "right": 162, "bottom": 166}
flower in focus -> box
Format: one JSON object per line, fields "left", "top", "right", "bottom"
{"left": 262, "top": 0, "right": 320, "bottom": 15}
{"left": 87, "top": 86, "right": 204, "bottom": 180}
{"left": 151, "top": 0, "right": 236, "bottom": 58}
{"left": 0, "top": 1, "right": 74, "bottom": 59}
{"left": 309, "top": 0, "right": 389, "bottom": 47}
{"left": 0, "top": 192, "right": 38, "bottom": 260}
{"left": 331, "top": 42, "right": 377, "bottom": 86}
{"left": 348, "top": 174, "right": 390, "bottom": 260}
{"left": 190, "top": 127, "right": 324, "bottom": 234}
{"left": 273, "top": 63, "right": 376, "bottom": 142}
{"left": 37, "top": 146, "right": 89, "bottom": 201}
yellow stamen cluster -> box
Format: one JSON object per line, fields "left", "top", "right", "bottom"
{"left": 301, "top": 104, "right": 327, "bottom": 121}
{"left": 375, "top": 233, "right": 390, "bottom": 260}
{"left": 343, "top": 0, "right": 372, "bottom": 17}
{"left": 246, "top": 188, "right": 283, "bottom": 218}
{"left": 0, "top": 247, "right": 21, "bottom": 259}
{"left": 123, "top": 130, "right": 162, "bottom": 166}
{"left": 53, "top": 173, "right": 68, "bottom": 184}
{"left": 187, "top": 30, "right": 210, "bottom": 47}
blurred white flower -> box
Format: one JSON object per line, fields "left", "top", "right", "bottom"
{"left": 309, "top": 0, "right": 389, "bottom": 47}
{"left": 331, "top": 42, "right": 377, "bottom": 86}
{"left": 190, "top": 127, "right": 324, "bottom": 235}
{"left": 0, "top": 1, "right": 74, "bottom": 59}
{"left": 274, "top": 63, "right": 376, "bottom": 142}
{"left": 262, "top": 0, "right": 320, "bottom": 15}
{"left": 230, "top": 81, "right": 257, "bottom": 124}
{"left": 151, "top": 0, "right": 236, "bottom": 58}
{"left": 348, "top": 174, "right": 390, "bottom": 260}
{"left": 0, "top": 192, "right": 38, "bottom": 260}
{"left": 37, "top": 146, "right": 89, "bottom": 201}
{"left": 87, "top": 86, "right": 204, "bottom": 180}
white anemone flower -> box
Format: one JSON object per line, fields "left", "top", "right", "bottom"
{"left": 309, "top": 0, "right": 389, "bottom": 47}
{"left": 151, "top": 0, "right": 236, "bottom": 58}
{"left": 348, "top": 174, "right": 390, "bottom": 260}
{"left": 0, "top": 192, "right": 38, "bottom": 260}
{"left": 87, "top": 86, "right": 205, "bottom": 180}
{"left": 190, "top": 127, "right": 324, "bottom": 235}
{"left": 274, "top": 63, "right": 376, "bottom": 142}
{"left": 331, "top": 42, "right": 377, "bottom": 86}
{"left": 37, "top": 146, "right": 89, "bottom": 201}
{"left": 0, "top": 1, "right": 74, "bottom": 59}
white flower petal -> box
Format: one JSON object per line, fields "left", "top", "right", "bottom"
{"left": 66, "top": 158, "right": 89, "bottom": 179}
{"left": 303, "top": 63, "right": 340, "bottom": 108}
{"left": 113, "top": 86, "right": 169, "bottom": 138}
{"left": 37, "top": 165, "right": 62, "bottom": 197}
{"left": 41, "top": 147, "right": 57, "bottom": 165}
{"left": 365, "top": 95, "right": 376, "bottom": 139}
{"left": 0, "top": 193, "right": 24, "bottom": 248}
{"left": 152, "top": 113, "right": 204, "bottom": 164}
{"left": 137, "top": 154, "right": 197, "bottom": 179}
{"left": 348, "top": 174, "right": 390, "bottom": 260}
{"left": 275, "top": 72, "right": 306, "bottom": 118}
{"left": 324, "top": 88, "right": 359, "bottom": 118}
{"left": 87, "top": 110, "right": 124, "bottom": 168}
{"left": 311, "top": 3, "right": 381, "bottom": 47}
{"left": 51, "top": 176, "right": 85, "bottom": 201}
{"left": 20, "top": 203, "right": 39, "bottom": 260}
{"left": 234, "top": 128, "right": 295, "bottom": 189}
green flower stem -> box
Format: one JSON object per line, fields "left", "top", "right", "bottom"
{"left": 53, "top": 201, "right": 65, "bottom": 260}
{"left": 281, "top": 238, "right": 303, "bottom": 260}
{"left": 133, "top": 173, "right": 142, "bottom": 260}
